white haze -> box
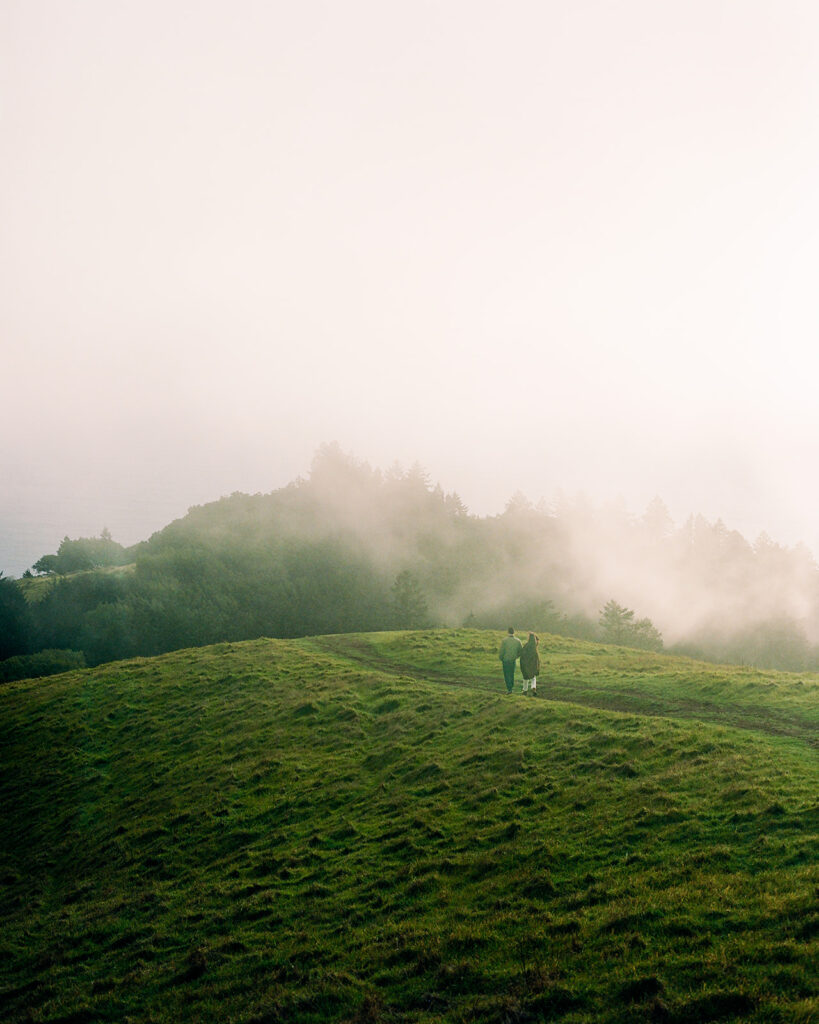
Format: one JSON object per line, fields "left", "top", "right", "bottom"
{"left": 255, "top": 451, "right": 819, "bottom": 652}
{"left": 3, "top": 1, "right": 819, "bottom": 587}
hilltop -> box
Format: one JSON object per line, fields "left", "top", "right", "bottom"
{"left": 1, "top": 630, "right": 817, "bottom": 1023}
{"left": 6, "top": 445, "right": 819, "bottom": 676}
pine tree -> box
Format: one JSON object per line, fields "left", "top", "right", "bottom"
{"left": 390, "top": 571, "right": 429, "bottom": 629}
{"left": 599, "top": 599, "right": 635, "bottom": 644}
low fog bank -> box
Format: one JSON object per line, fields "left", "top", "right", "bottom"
{"left": 4, "top": 445, "right": 818, "bottom": 674}
{"left": 497, "top": 493, "right": 819, "bottom": 658}
{"left": 314, "top": 449, "right": 819, "bottom": 664}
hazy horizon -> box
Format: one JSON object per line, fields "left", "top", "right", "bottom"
{"left": 4, "top": 1, "right": 819, "bottom": 578}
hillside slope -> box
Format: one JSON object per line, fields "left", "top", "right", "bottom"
{"left": 1, "top": 630, "right": 817, "bottom": 1023}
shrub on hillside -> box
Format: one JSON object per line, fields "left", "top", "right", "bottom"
{"left": 0, "top": 649, "right": 86, "bottom": 683}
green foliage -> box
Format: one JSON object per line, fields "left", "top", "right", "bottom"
{"left": 31, "top": 553, "right": 59, "bottom": 575}
{"left": 0, "top": 573, "right": 33, "bottom": 659}
{"left": 32, "top": 529, "right": 130, "bottom": 575}
{"left": 629, "top": 616, "right": 664, "bottom": 651}
{"left": 0, "top": 648, "right": 86, "bottom": 683}
{"left": 467, "top": 597, "right": 566, "bottom": 635}
{"left": 600, "top": 599, "right": 663, "bottom": 651}
{"left": 599, "top": 599, "right": 635, "bottom": 643}
{"left": 674, "top": 618, "right": 814, "bottom": 673}
{"left": 390, "top": 570, "right": 430, "bottom": 628}
{"left": 14, "top": 451, "right": 819, "bottom": 671}
{"left": 32, "top": 571, "right": 129, "bottom": 658}
{"left": 0, "top": 630, "right": 816, "bottom": 1023}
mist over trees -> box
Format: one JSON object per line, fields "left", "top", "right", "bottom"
{"left": 4, "top": 443, "right": 819, "bottom": 675}
{"left": 599, "top": 600, "right": 663, "bottom": 652}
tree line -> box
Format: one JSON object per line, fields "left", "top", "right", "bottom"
{"left": 2, "top": 444, "right": 818, "bottom": 679}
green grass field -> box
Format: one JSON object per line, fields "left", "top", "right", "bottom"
{"left": 1, "top": 630, "right": 816, "bottom": 1023}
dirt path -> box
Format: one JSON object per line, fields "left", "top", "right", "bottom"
{"left": 310, "top": 634, "right": 818, "bottom": 750}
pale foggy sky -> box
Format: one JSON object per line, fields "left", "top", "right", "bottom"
{"left": 3, "top": 0, "right": 819, "bottom": 576}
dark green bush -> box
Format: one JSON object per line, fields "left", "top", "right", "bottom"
{"left": 0, "top": 648, "right": 86, "bottom": 683}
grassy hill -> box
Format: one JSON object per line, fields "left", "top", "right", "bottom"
{"left": 1, "top": 630, "right": 816, "bottom": 1023}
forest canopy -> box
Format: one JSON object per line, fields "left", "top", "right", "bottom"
{"left": 4, "top": 444, "right": 818, "bottom": 675}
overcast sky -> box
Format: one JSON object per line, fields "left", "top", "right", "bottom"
{"left": 3, "top": 0, "right": 819, "bottom": 576}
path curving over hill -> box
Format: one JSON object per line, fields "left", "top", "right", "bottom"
{"left": 310, "top": 632, "right": 819, "bottom": 750}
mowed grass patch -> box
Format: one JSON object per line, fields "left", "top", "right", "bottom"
{"left": 0, "top": 631, "right": 816, "bottom": 1023}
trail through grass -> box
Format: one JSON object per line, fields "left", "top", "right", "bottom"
{"left": 313, "top": 630, "right": 818, "bottom": 746}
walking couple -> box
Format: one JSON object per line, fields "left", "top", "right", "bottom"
{"left": 498, "top": 627, "right": 540, "bottom": 695}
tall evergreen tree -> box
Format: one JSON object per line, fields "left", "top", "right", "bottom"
{"left": 390, "top": 571, "right": 430, "bottom": 629}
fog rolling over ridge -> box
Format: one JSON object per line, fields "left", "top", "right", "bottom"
{"left": 9, "top": 445, "right": 817, "bottom": 676}
{"left": 302, "top": 448, "right": 819, "bottom": 658}
{"left": 3, "top": 2, "right": 819, "bottom": 618}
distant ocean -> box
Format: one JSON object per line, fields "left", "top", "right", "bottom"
{"left": 1, "top": 524, "right": 58, "bottom": 578}
{"left": 0, "top": 494, "right": 191, "bottom": 579}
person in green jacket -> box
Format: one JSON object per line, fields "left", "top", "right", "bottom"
{"left": 498, "top": 627, "right": 523, "bottom": 694}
